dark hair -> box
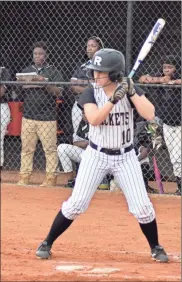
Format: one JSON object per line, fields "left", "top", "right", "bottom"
{"left": 87, "top": 36, "right": 104, "bottom": 49}
{"left": 163, "top": 55, "right": 181, "bottom": 79}
{"left": 33, "top": 41, "right": 48, "bottom": 53}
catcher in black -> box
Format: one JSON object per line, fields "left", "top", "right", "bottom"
{"left": 36, "top": 49, "right": 168, "bottom": 263}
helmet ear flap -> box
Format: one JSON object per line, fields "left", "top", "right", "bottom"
{"left": 109, "top": 71, "right": 124, "bottom": 82}
{"left": 86, "top": 69, "right": 94, "bottom": 79}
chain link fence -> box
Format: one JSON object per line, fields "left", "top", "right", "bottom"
{"left": 1, "top": 1, "right": 181, "bottom": 191}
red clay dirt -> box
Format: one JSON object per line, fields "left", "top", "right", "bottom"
{"left": 1, "top": 183, "right": 181, "bottom": 281}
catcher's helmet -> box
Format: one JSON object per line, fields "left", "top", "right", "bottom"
{"left": 86, "top": 48, "right": 125, "bottom": 82}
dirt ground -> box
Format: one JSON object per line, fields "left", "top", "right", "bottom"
{"left": 1, "top": 183, "right": 181, "bottom": 281}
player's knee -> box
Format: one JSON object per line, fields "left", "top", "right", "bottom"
{"left": 62, "top": 198, "right": 89, "bottom": 220}
{"left": 131, "top": 204, "right": 155, "bottom": 224}
{"left": 57, "top": 144, "right": 68, "bottom": 157}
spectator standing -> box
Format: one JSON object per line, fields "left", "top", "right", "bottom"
{"left": 70, "top": 36, "right": 104, "bottom": 134}
{"left": 139, "top": 55, "right": 181, "bottom": 195}
{"left": 0, "top": 60, "right": 11, "bottom": 170}
{"left": 17, "top": 41, "right": 64, "bottom": 186}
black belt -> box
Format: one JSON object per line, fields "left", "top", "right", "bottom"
{"left": 89, "top": 141, "right": 133, "bottom": 155}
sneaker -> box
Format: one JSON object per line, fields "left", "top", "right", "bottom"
{"left": 98, "top": 182, "right": 110, "bottom": 190}
{"left": 151, "top": 245, "right": 169, "bottom": 263}
{"left": 36, "top": 241, "right": 52, "bottom": 259}
{"left": 174, "top": 189, "right": 181, "bottom": 196}
{"left": 147, "top": 185, "right": 158, "bottom": 194}
{"left": 17, "top": 173, "right": 31, "bottom": 186}
{"left": 40, "top": 174, "right": 57, "bottom": 187}
{"left": 64, "top": 179, "right": 75, "bottom": 188}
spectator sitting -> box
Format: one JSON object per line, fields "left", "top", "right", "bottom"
{"left": 57, "top": 113, "right": 89, "bottom": 188}
{"left": 139, "top": 55, "right": 181, "bottom": 84}
{"left": 57, "top": 112, "right": 111, "bottom": 190}
{"left": 139, "top": 55, "right": 181, "bottom": 195}
{"left": 0, "top": 58, "right": 11, "bottom": 171}
{"left": 17, "top": 41, "right": 64, "bottom": 187}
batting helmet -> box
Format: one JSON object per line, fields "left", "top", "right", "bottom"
{"left": 86, "top": 48, "right": 125, "bottom": 82}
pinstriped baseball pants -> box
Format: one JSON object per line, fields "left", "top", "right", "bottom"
{"left": 62, "top": 145, "right": 155, "bottom": 223}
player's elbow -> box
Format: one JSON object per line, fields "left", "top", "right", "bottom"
{"left": 89, "top": 118, "right": 102, "bottom": 126}
{"left": 86, "top": 115, "right": 101, "bottom": 126}
{"left": 89, "top": 120, "right": 99, "bottom": 126}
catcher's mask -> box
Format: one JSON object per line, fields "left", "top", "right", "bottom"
{"left": 86, "top": 48, "right": 125, "bottom": 82}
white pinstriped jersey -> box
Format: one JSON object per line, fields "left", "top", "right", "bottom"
{"left": 63, "top": 83, "right": 155, "bottom": 224}
{"left": 89, "top": 85, "right": 134, "bottom": 149}
{"left": 78, "top": 83, "right": 145, "bottom": 149}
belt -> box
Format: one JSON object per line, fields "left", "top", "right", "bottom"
{"left": 89, "top": 141, "right": 133, "bottom": 155}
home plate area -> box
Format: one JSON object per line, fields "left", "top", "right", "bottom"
{"left": 55, "top": 262, "right": 120, "bottom": 277}
{"left": 54, "top": 257, "right": 181, "bottom": 280}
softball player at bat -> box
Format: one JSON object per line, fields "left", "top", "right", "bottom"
{"left": 36, "top": 49, "right": 168, "bottom": 263}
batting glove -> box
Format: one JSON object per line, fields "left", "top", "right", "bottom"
{"left": 109, "top": 78, "right": 136, "bottom": 105}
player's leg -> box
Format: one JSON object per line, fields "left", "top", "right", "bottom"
{"left": 37, "top": 120, "right": 58, "bottom": 186}
{"left": 57, "top": 143, "right": 83, "bottom": 172}
{"left": 112, "top": 149, "right": 168, "bottom": 262}
{"left": 0, "top": 103, "right": 10, "bottom": 167}
{"left": 57, "top": 143, "right": 84, "bottom": 187}
{"left": 17, "top": 118, "right": 38, "bottom": 185}
{"left": 163, "top": 123, "right": 181, "bottom": 195}
{"left": 36, "top": 147, "right": 109, "bottom": 259}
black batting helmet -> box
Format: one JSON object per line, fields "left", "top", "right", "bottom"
{"left": 86, "top": 48, "right": 125, "bottom": 82}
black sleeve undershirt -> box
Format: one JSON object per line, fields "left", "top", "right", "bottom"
{"left": 77, "top": 86, "right": 97, "bottom": 110}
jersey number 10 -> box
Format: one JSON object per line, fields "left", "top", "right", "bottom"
{"left": 122, "top": 128, "right": 131, "bottom": 145}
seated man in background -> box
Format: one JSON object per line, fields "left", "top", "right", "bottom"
{"left": 57, "top": 113, "right": 89, "bottom": 188}
{"left": 58, "top": 113, "right": 111, "bottom": 189}
{"left": 139, "top": 55, "right": 181, "bottom": 195}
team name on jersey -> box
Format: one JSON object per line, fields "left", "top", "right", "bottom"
{"left": 101, "top": 112, "right": 129, "bottom": 126}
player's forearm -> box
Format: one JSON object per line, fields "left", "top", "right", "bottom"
{"left": 85, "top": 102, "right": 114, "bottom": 126}
{"left": 71, "top": 85, "right": 87, "bottom": 94}
{"left": 139, "top": 75, "right": 171, "bottom": 84}
{"left": 130, "top": 95, "right": 155, "bottom": 120}
{"left": 173, "top": 79, "right": 181, "bottom": 85}
{"left": 71, "top": 79, "right": 88, "bottom": 94}
{"left": 0, "top": 86, "right": 6, "bottom": 98}
{"left": 46, "top": 85, "right": 62, "bottom": 97}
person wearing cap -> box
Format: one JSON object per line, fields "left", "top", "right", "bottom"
{"left": 139, "top": 55, "right": 181, "bottom": 195}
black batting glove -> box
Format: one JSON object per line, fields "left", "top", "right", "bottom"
{"left": 126, "top": 77, "right": 136, "bottom": 97}
{"left": 109, "top": 84, "right": 128, "bottom": 104}
{"left": 109, "top": 78, "right": 136, "bottom": 105}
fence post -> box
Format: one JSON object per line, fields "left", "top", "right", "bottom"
{"left": 126, "top": 0, "right": 133, "bottom": 76}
